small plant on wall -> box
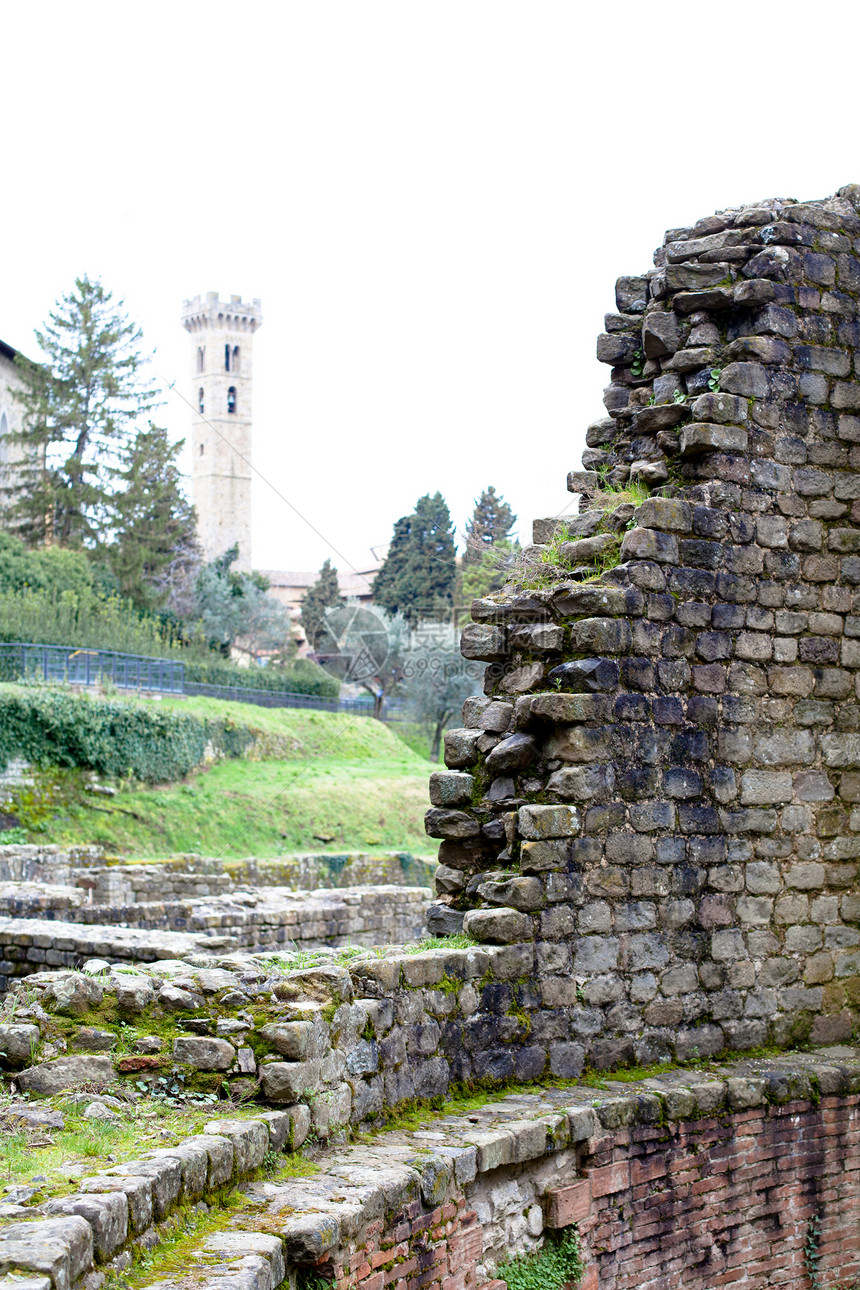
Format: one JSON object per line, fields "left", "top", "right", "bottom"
{"left": 497, "top": 1227, "right": 585, "bottom": 1290}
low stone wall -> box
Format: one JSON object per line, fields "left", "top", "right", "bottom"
{"left": 0, "top": 886, "right": 431, "bottom": 990}
{"left": 0, "top": 845, "right": 101, "bottom": 885}
{"left": 71, "top": 885, "right": 431, "bottom": 949}
{"left": 3, "top": 1045, "right": 859, "bottom": 1290}
{"left": 323, "top": 1071, "right": 860, "bottom": 1290}
{"left": 0, "top": 847, "right": 435, "bottom": 899}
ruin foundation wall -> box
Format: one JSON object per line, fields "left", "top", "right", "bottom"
{"left": 429, "top": 183, "right": 860, "bottom": 1066}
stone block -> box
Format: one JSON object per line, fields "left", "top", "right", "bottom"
{"left": 518, "top": 804, "right": 579, "bottom": 839}
{"left": 258, "top": 1022, "right": 315, "bottom": 1061}
{"left": 443, "top": 728, "right": 481, "bottom": 769}
{"left": 719, "top": 362, "right": 769, "bottom": 397}
{"left": 486, "top": 734, "right": 538, "bottom": 775}
{"left": 460, "top": 624, "right": 507, "bottom": 661}
{"left": 519, "top": 839, "right": 571, "bottom": 874}
{"left": 680, "top": 423, "right": 748, "bottom": 456}
{"left": 202, "top": 1119, "right": 268, "bottom": 1173}
{"left": 690, "top": 392, "right": 749, "bottom": 424}
{"left": 463, "top": 908, "right": 534, "bottom": 944}
{"left": 529, "top": 693, "right": 610, "bottom": 724}
{"left": 571, "top": 617, "right": 631, "bottom": 654}
{"left": 43, "top": 1192, "right": 127, "bottom": 1261}
{"left": 429, "top": 772, "right": 475, "bottom": 808}
{"left": 619, "top": 526, "right": 680, "bottom": 563}
{"left": 17, "top": 1055, "right": 114, "bottom": 1098}
{"left": 258, "top": 1060, "right": 322, "bottom": 1103}
{"left": 635, "top": 497, "right": 692, "bottom": 532}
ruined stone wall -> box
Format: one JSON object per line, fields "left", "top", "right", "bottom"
{"left": 0, "top": 885, "right": 431, "bottom": 990}
{"left": 6, "top": 1025, "right": 858, "bottom": 1290}
{"left": 430, "top": 184, "right": 860, "bottom": 1067}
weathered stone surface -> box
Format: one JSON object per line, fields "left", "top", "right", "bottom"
{"left": 550, "top": 584, "right": 628, "bottom": 616}
{"left": 690, "top": 392, "right": 749, "bottom": 424}
{"left": 443, "top": 728, "right": 482, "bottom": 769}
{"left": 425, "top": 809, "right": 482, "bottom": 839}
{"left": 460, "top": 624, "right": 507, "bottom": 662}
{"left": 571, "top": 618, "right": 631, "bottom": 655}
{"left": 0, "top": 1024, "right": 41, "bottom": 1068}
{"left": 429, "top": 772, "right": 475, "bottom": 808}
{"left": 620, "top": 527, "right": 679, "bottom": 563}
{"left": 558, "top": 533, "right": 618, "bottom": 565}
{"left": 486, "top": 734, "right": 538, "bottom": 774}
{"left": 518, "top": 805, "right": 579, "bottom": 840}
{"left": 680, "top": 424, "right": 748, "bottom": 455}
{"left": 642, "top": 310, "right": 681, "bottom": 358}
{"left": 17, "top": 1055, "right": 114, "bottom": 1097}
{"left": 463, "top": 908, "right": 534, "bottom": 943}
{"left": 529, "top": 693, "right": 610, "bottom": 723}
{"left": 636, "top": 497, "right": 692, "bottom": 532}
{"left": 258, "top": 1022, "right": 316, "bottom": 1061}
{"left": 172, "top": 1037, "right": 236, "bottom": 1072}
{"left": 259, "top": 1059, "right": 322, "bottom": 1103}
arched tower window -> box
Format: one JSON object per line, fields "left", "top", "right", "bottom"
{"left": 227, "top": 386, "right": 237, "bottom": 414}
{"left": 232, "top": 346, "right": 240, "bottom": 373}
{"left": 198, "top": 388, "right": 205, "bottom": 414}
{"left": 197, "top": 347, "right": 205, "bottom": 372}
{"left": 225, "top": 344, "right": 231, "bottom": 372}
{"left": 199, "top": 442, "right": 205, "bottom": 456}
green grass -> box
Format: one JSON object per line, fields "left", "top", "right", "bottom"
{"left": 40, "top": 755, "right": 433, "bottom": 857}
{"left": 0, "top": 1094, "right": 213, "bottom": 1192}
{"left": 0, "top": 686, "right": 436, "bottom": 857}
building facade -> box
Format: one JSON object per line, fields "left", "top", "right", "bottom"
{"left": 181, "top": 293, "right": 262, "bottom": 572}
{"left": 0, "top": 340, "right": 27, "bottom": 514}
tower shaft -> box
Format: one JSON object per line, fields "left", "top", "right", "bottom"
{"left": 181, "top": 292, "right": 262, "bottom": 571}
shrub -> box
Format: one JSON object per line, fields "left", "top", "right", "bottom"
{"left": 184, "top": 656, "right": 339, "bottom": 698}
{"left": 496, "top": 1228, "right": 585, "bottom": 1290}
{"left": 0, "top": 690, "right": 254, "bottom": 783}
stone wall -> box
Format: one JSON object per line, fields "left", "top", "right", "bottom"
{"left": 431, "top": 184, "right": 860, "bottom": 1066}
{"left": 5, "top": 1029, "right": 859, "bottom": 1290}
{"left": 0, "top": 884, "right": 431, "bottom": 991}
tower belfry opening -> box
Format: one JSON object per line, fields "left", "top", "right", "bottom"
{"left": 181, "top": 292, "right": 262, "bottom": 572}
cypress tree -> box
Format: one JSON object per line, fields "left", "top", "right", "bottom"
{"left": 106, "top": 424, "right": 199, "bottom": 610}
{"left": 373, "top": 492, "right": 456, "bottom": 624}
{"left": 464, "top": 485, "right": 516, "bottom": 563}
{"left": 300, "top": 558, "right": 345, "bottom": 644}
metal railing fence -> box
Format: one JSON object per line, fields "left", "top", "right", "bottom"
{"left": 0, "top": 642, "right": 406, "bottom": 720}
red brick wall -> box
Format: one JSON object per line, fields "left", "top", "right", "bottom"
{"left": 333, "top": 1197, "right": 484, "bottom": 1290}
{"left": 330, "top": 1096, "right": 860, "bottom": 1290}
{"left": 550, "top": 1095, "right": 860, "bottom": 1289}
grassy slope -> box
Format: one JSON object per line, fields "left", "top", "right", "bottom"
{"left": 1, "top": 686, "right": 436, "bottom": 858}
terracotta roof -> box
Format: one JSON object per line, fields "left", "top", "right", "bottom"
{"left": 258, "top": 567, "right": 379, "bottom": 595}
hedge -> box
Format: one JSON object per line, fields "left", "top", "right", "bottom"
{"left": 0, "top": 690, "right": 254, "bottom": 784}
{"left": 183, "top": 657, "right": 339, "bottom": 698}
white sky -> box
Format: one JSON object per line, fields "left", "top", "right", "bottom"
{"left": 2, "top": 2, "right": 859, "bottom": 575}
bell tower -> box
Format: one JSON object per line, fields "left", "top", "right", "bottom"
{"left": 181, "top": 292, "right": 262, "bottom": 571}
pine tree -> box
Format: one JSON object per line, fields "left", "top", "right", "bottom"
{"left": 373, "top": 492, "right": 456, "bottom": 624}
{"left": 463, "top": 485, "right": 516, "bottom": 563}
{"left": 300, "top": 558, "right": 345, "bottom": 645}
{"left": 106, "top": 424, "right": 199, "bottom": 610}
{"left": 6, "top": 275, "right": 158, "bottom": 547}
